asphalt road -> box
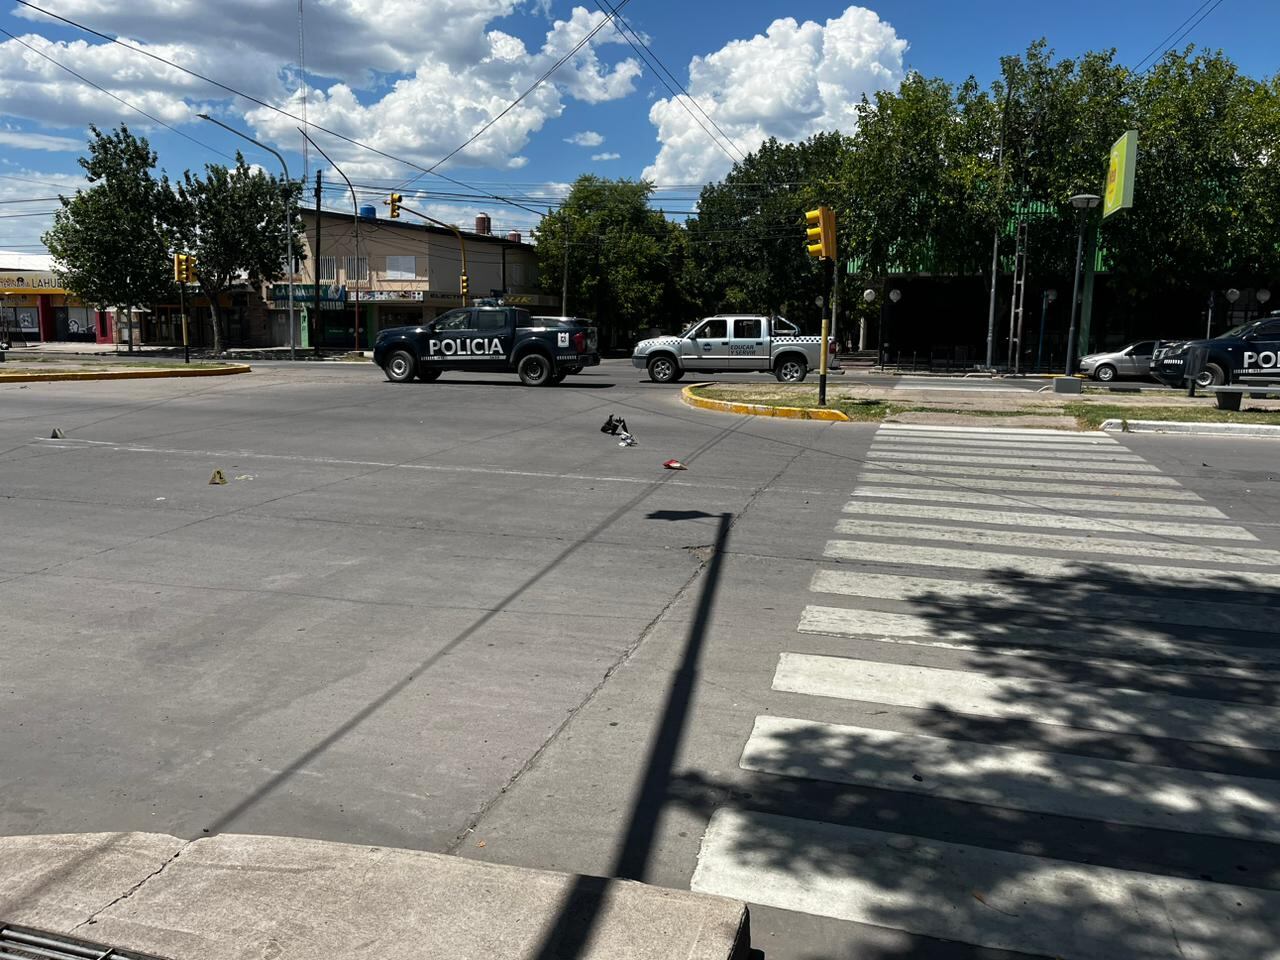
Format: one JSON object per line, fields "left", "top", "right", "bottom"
{"left": 3, "top": 358, "right": 1279, "bottom": 959}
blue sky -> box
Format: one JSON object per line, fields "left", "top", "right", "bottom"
{"left": 0, "top": 0, "right": 1275, "bottom": 251}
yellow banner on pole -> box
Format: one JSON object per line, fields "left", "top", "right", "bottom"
{"left": 1103, "top": 129, "right": 1138, "bottom": 218}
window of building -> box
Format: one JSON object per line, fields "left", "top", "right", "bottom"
{"left": 318, "top": 256, "right": 336, "bottom": 281}
{"left": 385, "top": 255, "right": 416, "bottom": 280}
{"left": 345, "top": 256, "right": 368, "bottom": 282}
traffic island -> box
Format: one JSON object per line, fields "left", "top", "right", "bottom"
{"left": 0, "top": 361, "right": 250, "bottom": 383}
{"left": 681, "top": 382, "right": 1280, "bottom": 431}
{"left": 0, "top": 832, "right": 749, "bottom": 960}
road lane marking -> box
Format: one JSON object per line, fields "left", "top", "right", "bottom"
{"left": 869, "top": 434, "right": 1119, "bottom": 448}
{"left": 797, "top": 603, "right": 1280, "bottom": 677}
{"left": 860, "top": 462, "right": 1178, "bottom": 484}
{"left": 855, "top": 472, "right": 1201, "bottom": 499}
{"left": 773, "top": 652, "right": 1280, "bottom": 748}
{"left": 863, "top": 454, "right": 1161, "bottom": 475}
{"left": 692, "top": 809, "right": 1280, "bottom": 959}
{"left": 878, "top": 424, "right": 1110, "bottom": 437}
{"left": 832, "top": 519, "right": 1280, "bottom": 565}
{"left": 869, "top": 442, "right": 1144, "bottom": 460}
{"left": 824, "top": 539, "right": 1280, "bottom": 590}
{"left": 850, "top": 485, "right": 1224, "bottom": 517}
{"left": 840, "top": 500, "right": 1252, "bottom": 539}
{"left": 807, "top": 569, "right": 1278, "bottom": 633}
{"left": 741, "top": 715, "right": 1280, "bottom": 842}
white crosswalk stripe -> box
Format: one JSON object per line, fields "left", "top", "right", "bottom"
{"left": 840, "top": 499, "right": 1254, "bottom": 538}
{"left": 807, "top": 569, "right": 1277, "bottom": 632}
{"left": 851, "top": 485, "right": 1227, "bottom": 517}
{"left": 692, "top": 424, "right": 1280, "bottom": 958}
{"left": 833, "top": 518, "right": 1280, "bottom": 564}
{"left": 866, "top": 449, "right": 1154, "bottom": 469}
{"left": 857, "top": 471, "right": 1202, "bottom": 498}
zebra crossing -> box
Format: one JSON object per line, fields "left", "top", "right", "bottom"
{"left": 691, "top": 423, "right": 1280, "bottom": 959}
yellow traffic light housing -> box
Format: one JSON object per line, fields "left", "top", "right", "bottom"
{"left": 173, "top": 252, "right": 197, "bottom": 283}
{"left": 388, "top": 193, "right": 402, "bottom": 218}
{"left": 804, "top": 206, "right": 836, "bottom": 260}
{"left": 460, "top": 273, "right": 469, "bottom": 300}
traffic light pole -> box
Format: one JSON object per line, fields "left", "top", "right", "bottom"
{"left": 819, "top": 257, "right": 833, "bottom": 406}
{"left": 179, "top": 280, "right": 188, "bottom": 364}
{"left": 396, "top": 202, "right": 469, "bottom": 301}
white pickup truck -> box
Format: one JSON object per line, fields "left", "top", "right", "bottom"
{"left": 631, "top": 314, "right": 837, "bottom": 383}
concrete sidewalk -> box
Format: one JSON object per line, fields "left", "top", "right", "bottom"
{"left": 0, "top": 832, "right": 749, "bottom": 960}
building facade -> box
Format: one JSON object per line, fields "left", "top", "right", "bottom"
{"left": 279, "top": 210, "right": 557, "bottom": 351}
{"left": 0, "top": 252, "right": 114, "bottom": 344}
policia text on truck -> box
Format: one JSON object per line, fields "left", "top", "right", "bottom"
{"left": 373, "top": 305, "right": 600, "bottom": 386}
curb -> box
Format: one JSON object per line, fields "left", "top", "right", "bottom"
{"left": 1100, "top": 418, "right": 1280, "bottom": 437}
{"left": 681, "top": 384, "right": 850, "bottom": 421}
{"left": 0, "top": 364, "right": 251, "bottom": 384}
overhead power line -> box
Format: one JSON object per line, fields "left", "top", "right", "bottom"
{"left": 10, "top": 0, "right": 546, "bottom": 216}
{"left": 1134, "top": 0, "right": 1229, "bottom": 72}
{"left": 594, "top": 0, "right": 745, "bottom": 165}
{"left": 0, "top": 26, "right": 235, "bottom": 160}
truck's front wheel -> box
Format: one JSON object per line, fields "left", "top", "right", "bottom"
{"left": 384, "top": 350, "right": 415, "bottom": 383}
{"left": 647, "top": 355, "right": 680, "bottom": 383}
{"left": 518, "top": 353, "right": 553, "bottom": 386}
{"left": 775, "top": 357, "right": 808, "bottom": 383}
{"left": 1195, "top": 363, "right": 1226, "bottom": 388}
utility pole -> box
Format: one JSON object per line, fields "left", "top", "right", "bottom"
{"left": 312, "top": 170, "right": 322, "bottom": 353}
{"left": 985, "top": 84, "right": 1013, "bottom": 370}
{"left": 561, "top": 226, "right": 570, "bottom": 316}
{"left": 300, "top": 130, "right": 360, "bottom": 353}
{"left": 1008, "top": 220, "right": 1028, "bottom": 373}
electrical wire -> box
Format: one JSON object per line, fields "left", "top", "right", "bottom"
{"left": 10, "top": 0, "right": 546, "bottom": 216}
{"left": 0, "top": 25, "right": 237, "bottom": 160}
{"left": 594, "top": 0, "right": 745, "bottom": 164}
{"left": 1134, "top": 0, "right": 1228, "bottom": 72}
{"left": 392, "top": 0, "right": 632, "bottom": 192}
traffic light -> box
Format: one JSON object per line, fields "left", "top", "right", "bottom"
{"left": 388, "top": 193, "right": 402, "bottom": 218}
{"left": 804, "top": 206, "right": 836, "bottom": 260}
{"left": 460, "top": 273, "right": 469, "bottom": 300}
{"left": 173, "top": 253, "right": 196, "bottom": 283}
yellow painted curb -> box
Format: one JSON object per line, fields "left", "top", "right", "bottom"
{"left": 0, "top": 364, "right": 251, "bottom": 383}
{"left": 681, "top": 384, "right": 850, "bottom": 421}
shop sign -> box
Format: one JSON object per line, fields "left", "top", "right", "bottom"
{"left": 362, "top": 290, "right": 424, "bottom": 302}
{"left": 271, "top": 283, "right": 346, "bottom": 309}
{"left": 0, "top": 272, "right": 65, "bottom": 293}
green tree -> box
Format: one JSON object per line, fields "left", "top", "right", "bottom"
{"left": 174, "top": 154, "right": 303, "bottom": 355}
{"left": 536, "top": 175, "right": 685, "bottom": 347}
{"left": 43, "top": 125, "right": 177, "bottom": 350}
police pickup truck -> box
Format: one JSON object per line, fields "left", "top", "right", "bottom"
{"left": 373, "top": 305, "right": 599, "bottom": 386}
{"left": 1151, "top": 313, "right": 1280, "bottom": 389}
{"left": 631, "top": 314, "right": 837, "bottom": 383}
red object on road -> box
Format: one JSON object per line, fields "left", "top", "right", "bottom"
{"left": 663, "top": 459, "right": 687, "bottom": 470}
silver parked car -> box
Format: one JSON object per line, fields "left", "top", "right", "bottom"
{"left": 1077, "top": 340, "right": 1157, "bottom": 381}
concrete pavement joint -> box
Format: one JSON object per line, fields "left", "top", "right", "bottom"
{"left": 0, "top": 365, "right": 251, "bottom": 383}
{"left": 70, "top": 837, "right": 201, "bottom": 932}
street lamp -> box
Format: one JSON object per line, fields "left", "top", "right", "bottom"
{"left": 1258, "top": 288, "right": 1272, "bottom": 318}
{"left": 1037, "top": 288, "right": 1057, "bottom": 373}
{"left": 198, "top": 114, "right": 297, "bottom": 360}
{"left": 887, "top": 289, "right": 901, "bottom": 371}
{"left": 298, "top": 128, "right": 362, "bottom": 353}
{"left": 1064, "top": 193, "right": 1101, "bottom": 376}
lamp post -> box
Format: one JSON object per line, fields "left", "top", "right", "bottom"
{"left": 198, "top": 114, "right": 296, "bottom": 360}
{"left": 1225, "top": 287, "right": 1241, "bottom": 328}
{"left": 1064, "top": 194, "right": 1101, "bottom": 376}
{"left": 298, "top": 129, "right": 361, "bottom": 353}
{"left": 1036, "top": 288, "right": 1057, "bottom": 373}
{"left": 863, "top": 288, "right": 878, "bottom": 366}
{"left": 888, "top": 288, "right": 901, "bottom": 370}
{"left": 1258, "top": 288, "right": 1272, "bottom": 319}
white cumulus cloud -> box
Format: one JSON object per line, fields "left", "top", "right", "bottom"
{"left": 643, "top": 6, "right": 906, "bottom": 185}
{"left": 565, "top": 130, "right": 604, "bottom": 146}
{"left": 591, "top": 151, "right": 620, "bottom": 161}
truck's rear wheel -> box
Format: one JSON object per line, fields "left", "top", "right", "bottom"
{"left": 775, "top": 357, "right": 807, "bottom": 383}
{"left": 647, "top": 355, "right": 679, "bottom": 383}
{"left": 518, "top": 353, "right": 553, "bottom": 386}
{"left": 384, "top": 350, "right": 415, "bottom": 383}
{"left": 1195, "top": 363, "right": 1226, "bottom": 388}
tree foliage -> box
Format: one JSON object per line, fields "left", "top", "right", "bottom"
{"left": 174, "top": 154, "right": 304, "bottom": 355}
{"left": 43, "top": 125, "right": 176, "bottom": 345}
{"left": 536, "top": 175, "right": 687, "bottom": 347}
